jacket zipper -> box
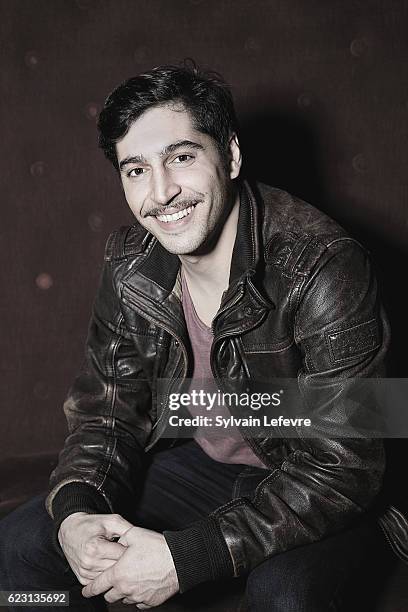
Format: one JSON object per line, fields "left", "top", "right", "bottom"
{"left": 211, "top": 284, "right": 245, "bottom": 337}
{"left": 145, "top": 323, "right": 188, "bottom": 451}
{"left": 121, "top": 285, "right": 188, "bottom": 444}
{"left": 150, "top": 322, "right": 188, "bottom": 432}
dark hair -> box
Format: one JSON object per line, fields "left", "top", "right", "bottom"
{"left": 97, "top": 61, "right": 238, "bottom": 170}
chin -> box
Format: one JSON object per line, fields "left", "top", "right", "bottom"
{"left": 162, "top": 243, "right": 202, "bottom": 256}
{"left": 153, "top": 228, "right": 206, "bottom": 255}
{"left": 158, "top": 236, "right": 206, "bottom": 256}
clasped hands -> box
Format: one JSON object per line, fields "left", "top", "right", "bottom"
{"left": 58, "top": 512, "right": 179, "bottom": 608}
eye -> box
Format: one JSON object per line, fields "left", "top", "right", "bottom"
{"left": 127, "top": 167, "right": 146, "bottom": 178}
{"left": 172, "top": 154, "right": 194, "bottom": 164}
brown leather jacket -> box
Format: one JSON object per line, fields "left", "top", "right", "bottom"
{"left": 47, "top": 181, "right": 395, "bottom": 591}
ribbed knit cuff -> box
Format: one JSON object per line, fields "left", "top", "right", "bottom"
{"left": 51, "top": 482, "right": 111, "bottom": 558}
{"left": 163, "top": 516, "right": 234, "bottom": 592}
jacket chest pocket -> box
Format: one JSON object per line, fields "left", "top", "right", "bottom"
{"left": 241, "top": 338, "right": 303, "bottom": 381}
{"left": 128, "top": 331, "right": 184, "bottom": 390}
{"left": 119, "top": 299, "right": 162, "bottom": 381}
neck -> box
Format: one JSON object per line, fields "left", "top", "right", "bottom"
{"left": 178, "top": 191, "right": 240, "bottom": 292}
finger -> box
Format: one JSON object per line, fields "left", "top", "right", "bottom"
{"left": 121, "top": 597, "right": 149, "bottom": 607}
{"left": 101, "top": 514, "right": 133, "bottom": 539}
{"left": 81, "top": 537, "right": 125, "bottom": 569}
{"left": 75, "top": 574, "right": 89, "bottom": 586}
{"left": 82, "top": 567, "right": 114, "bottom": 598}
{"left": 80, "top": 557, "right": 117, "bottom": 574}
{"left": 117, "top": 530, "right": 133, "bottom": 546}
{"left": 95, "top": 539, "right": 126, "bottom": 560}
{"left": 117, "top": 524, "right": 148, "bottom": 546}
{"left": 103, "top": 588, "right": 124, "bottom": 604}
{"left": 78, "top": 567, "right": 107, "bottom": 581}
{"left": 67, "top": 563, "right": 92, "bottom": 587}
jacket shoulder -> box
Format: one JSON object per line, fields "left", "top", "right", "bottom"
{"left": 253, "top": 182, "right": 364, "bottom": 277}
{"left": 104, "top": 224, "right": 150, "bottom": 262}
{"left": 256, "top": 182, "right": 347, "bottom": 244}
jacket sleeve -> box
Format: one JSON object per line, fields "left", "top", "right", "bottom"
{"left": 163, "top": 237, "right": 389, "bottom": 592}
{"left": 46, "top": 232, "right": 153, "bottom": 531}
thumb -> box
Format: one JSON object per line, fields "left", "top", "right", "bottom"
{"left": 118, "top": 525, "right": 142, "bottom": 546}
{"left": 117, "top": 525, "right": 165, "bottom": 548}
{"left": 101, "top": 514, "right": 133, "bottom": 539}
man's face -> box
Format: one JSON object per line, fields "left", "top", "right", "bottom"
{"left": 116, "top": 104, "right": 241, "bottom": 255}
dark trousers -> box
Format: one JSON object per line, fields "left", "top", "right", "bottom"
{"left": 0, "top": 441, "right": 395, "bottom": 611}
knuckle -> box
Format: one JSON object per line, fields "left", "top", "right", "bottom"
{"left": 80, "top": 556, "right": 93, "bottom": 571}
{"left": 84, "top": 540, "right": 97, "bottom": 555}
{"left": 116, "top": 579, "right": 128, "bottom": 593}
{"left": 104, "top": 592, "right": 117, "bottom": 604}
{"left": 84, "top": 541, "right": 92, "bottom": 553}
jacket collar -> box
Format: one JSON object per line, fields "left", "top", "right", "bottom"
{"left": 229, "top": 179, "right": 260, "bottom": 283}
{"left": 125, "top": 181, "right": 261, "bottom": 286}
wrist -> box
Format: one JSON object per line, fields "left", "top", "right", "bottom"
{"left": 58, "top": 512, "right": 88, "bottom": 544}
{"left": 60, "top": 511, "right": 88, "bottom": 529}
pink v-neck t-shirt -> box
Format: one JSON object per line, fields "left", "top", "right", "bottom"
{"left": 181, "top": 269, "right": 266, "bottom": 468}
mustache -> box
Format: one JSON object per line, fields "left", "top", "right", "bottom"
{"left": 145, "top": 198, "right": 203, "bottom": 217}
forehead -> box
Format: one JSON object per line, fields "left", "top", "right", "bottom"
{"left": 116, "top": 104, "right": 209, "bottom": 161}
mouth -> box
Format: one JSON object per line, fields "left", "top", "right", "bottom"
{"left": 152, "top": 202, "right": 199, "bottom": 230}
{"left": 155, "top": 204, "right": 196, "bottom": 223}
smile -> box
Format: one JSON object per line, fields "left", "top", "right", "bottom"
{"left": 156, "top": 205, "right": 196, "bottom": 223}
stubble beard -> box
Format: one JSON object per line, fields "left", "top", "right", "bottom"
{"left": 142, "top": 174, "right": 236, "bottom": 256}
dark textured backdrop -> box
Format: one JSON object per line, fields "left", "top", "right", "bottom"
{"left": 1, "top": 0, "right": 407, "bottom": 460}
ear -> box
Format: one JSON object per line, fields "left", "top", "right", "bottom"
{"left": 228, "top": 133, "right": 242, "bottom": 179}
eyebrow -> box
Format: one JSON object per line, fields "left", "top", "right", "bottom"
{"left": 119, "top": 139, "right": 204, "bottom": 171}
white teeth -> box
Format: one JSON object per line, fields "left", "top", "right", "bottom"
{"left": 156, "top": 205, "right": 195, "bottom": 223}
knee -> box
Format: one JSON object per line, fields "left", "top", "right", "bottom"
{"left": 0, "top": 495, "right": 53, "bottom": 564}
{"left": 0, "top": 495, "right": 75, "bottom": 595}
{"left": 246, "top": 558, "right": 311, "bottom": 612}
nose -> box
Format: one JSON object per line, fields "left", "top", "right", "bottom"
{"left": 150, "top": 166, "right": 181, "bottom": 207}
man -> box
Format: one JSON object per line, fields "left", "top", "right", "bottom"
{"left": 0, "top": 63, "right": 398, "bottom": 611}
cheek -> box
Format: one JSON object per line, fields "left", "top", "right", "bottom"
{"left": 122, "top": 184, "right": 143, "bottom": 216}
{"left": 183, "top": 165, "right": 215, "bottom": 189}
